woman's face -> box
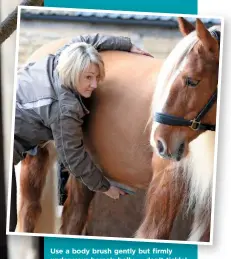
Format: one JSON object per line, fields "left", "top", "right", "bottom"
{"left": 76, "top": 63, "right": 100, "bottom": 98}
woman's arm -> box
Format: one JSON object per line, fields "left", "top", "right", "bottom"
{"left": 50, "top": 102, "right": 110, "bottom": 192}
{"left": 70, "top": 33, "right": 132, "bottom": 52}
{"left": 55, "top": 33, "right": 153, "bottom": 57}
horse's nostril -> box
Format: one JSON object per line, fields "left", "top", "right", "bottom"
{"left": 157, "top": 140, "right": 165, "bottom": 154}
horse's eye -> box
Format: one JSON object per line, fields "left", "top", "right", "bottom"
{"left": 185, "top": 77, "right": 200, "bottom": 88}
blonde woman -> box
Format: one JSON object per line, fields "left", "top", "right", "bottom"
{"left": 14, "top": 34, "right": 151, "bottom": 200}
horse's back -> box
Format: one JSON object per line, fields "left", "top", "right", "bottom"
{"left": 28, "top": 38, "right": 163, "bottom": 188}
{"left": 27, "top": 38, "right": 72, "bottom": 62}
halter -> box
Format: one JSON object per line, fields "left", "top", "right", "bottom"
{"left": 154, "top": 29, "right": 220, "bottom": 132}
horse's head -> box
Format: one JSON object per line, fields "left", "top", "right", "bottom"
{"left": 151, "top": 17, "right": 220, "bottom": 161}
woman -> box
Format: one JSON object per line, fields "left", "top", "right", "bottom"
{"left": 14, "top": 33, "right": 151, "bottom": 200}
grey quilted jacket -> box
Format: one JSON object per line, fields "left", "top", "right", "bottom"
{"left": 14, "top": 34, "right": 132, "bottom": 192}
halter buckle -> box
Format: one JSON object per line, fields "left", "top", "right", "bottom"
{"left": 190, "top": 119, "right": 201, "bottom": 130}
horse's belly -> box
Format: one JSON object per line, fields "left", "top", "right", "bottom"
{"left": 84, "top": 52, "right": 161, "bottom": 189}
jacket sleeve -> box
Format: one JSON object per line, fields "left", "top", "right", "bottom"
{"left": 55, "top": 33, "right": 132, "bottom": 56}
{"left": 50, "top": 101, "right": 110, "bottom": 192}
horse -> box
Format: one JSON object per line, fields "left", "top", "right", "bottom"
{"left": 14, "top": 17, "right": 220, "bottom": 242}
{"left": 141, "top": 17, "right": 220, "bottom": 241}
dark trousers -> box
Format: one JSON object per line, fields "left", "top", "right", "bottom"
{"left": 58, "top": 163, "right": 69, "bottom": 205}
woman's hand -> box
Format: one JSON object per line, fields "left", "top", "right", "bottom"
{"left": 130, "top": 44, "right": 154, "bottom": 57}
{"left": 103, "top": 186, "right": 125, "bottom": 199}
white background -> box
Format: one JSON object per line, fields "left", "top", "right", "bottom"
{"left": 199, "top": 0, "right": 230, "bottom": 258}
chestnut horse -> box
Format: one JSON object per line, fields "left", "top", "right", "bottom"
{"left": 14, "top": 18, "right": 220, "bottom": 242}
{"left": 137, "top": 18, "right": 220, "bottom": 242}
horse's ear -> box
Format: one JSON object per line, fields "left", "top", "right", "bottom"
{"left": 196, "top": 18, "right": 219, "bottom": 54}
{"left": 178, "top": 17, "right": 195, "bottom": 36}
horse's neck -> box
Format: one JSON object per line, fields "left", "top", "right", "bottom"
{"left": 183, "top": 131, "right": 215, "bottom": 209}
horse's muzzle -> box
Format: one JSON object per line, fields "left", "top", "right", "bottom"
{"left": 156, "top": 138, "right": 185, "bottom": 161}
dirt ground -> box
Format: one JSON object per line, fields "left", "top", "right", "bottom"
{"left": 85, "top": 189, "right": 193, "bottom": 241}
{"left": 87, "top": 190, "right": 146, "bottom": 238}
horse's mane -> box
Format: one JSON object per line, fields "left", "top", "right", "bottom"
{"left": 152, "top": 31, "right": 198, "bottom": 117}
{"left": 144, "top": 30, "right": 198, "bottom": 133}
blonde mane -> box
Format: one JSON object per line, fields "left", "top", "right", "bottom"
{"left": 152, "top": 30, "right": 198, "bottom": 115}
{"left": 145, "top": 30, "right": 198, "bottom": 132}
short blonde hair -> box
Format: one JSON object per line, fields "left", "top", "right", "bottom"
{"left": 56, "top": 42, "right": 105, "bottom": 90}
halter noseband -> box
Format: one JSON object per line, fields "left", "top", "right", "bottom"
{"left": 154, "top": 29, "right": 220, "bottom": 132}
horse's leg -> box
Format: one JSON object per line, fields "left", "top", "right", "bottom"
{"left": 16, "top": 147, "right": 51, "bottom": 232}
{"left": 135, "top": 156, "right": 185, "bottom": 239}
{"left": 81, "top": 200, "right": 93, "bottom": 235}
{"left": 60, "top": 174, "right": 95, "bottom": 235}
{"left": 200, "top": 223, "right": 210, "bottom": 242}
{"left": 188, "top": 205, "right": 211, "bottom": 242}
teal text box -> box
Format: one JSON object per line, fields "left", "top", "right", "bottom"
{"left": 44, "top": 237, "right": 198, "bottom": 259}
{"left": 44, "top": 0, "right": 197, "bottom": 14}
